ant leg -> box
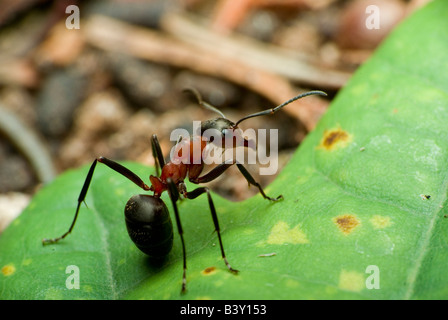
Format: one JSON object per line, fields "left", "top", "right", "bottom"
{"left": 189, "top": 159, "right": 234, "bottom": 184}
{"left": 235, "top": 163, "right": 283, "bottom": 201}
{"left": 185, "top": 186, "right": 239, "bottom": 274}
{"left": 190, "top": 159, "right": 282, "bottom": 201}
{"left": 42, "top": 157, "right": 150, "bottom": 245}
{"left": 151, "top": 134, "right": 165, "bottom": 176}
{"left": 165, "top": 178, "right": 188, "bottom": 294}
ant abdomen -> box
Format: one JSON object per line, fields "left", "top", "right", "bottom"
{"left": 124, "top": 194, "right": 173, "bottom": 258}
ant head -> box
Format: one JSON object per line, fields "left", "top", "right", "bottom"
{"left": 184, "top": 88, "right": 253, "bottom": 149}
{"left": 198, "top": 118, "right": 254, "bottom": 149}
{"left": 200, "top": 118, "right": 235, "bottom": 136}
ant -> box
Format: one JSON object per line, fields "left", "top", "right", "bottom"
{"left": 42, "top": 88, "right": 327, "bottom": 293}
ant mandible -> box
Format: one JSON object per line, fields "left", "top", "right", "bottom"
{"left": 42, "top": 88, "right": 327, "bottom": 293}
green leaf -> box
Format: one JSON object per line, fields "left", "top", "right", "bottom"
{"left": 1, "top": 0, "right": 448, "bottom": 299}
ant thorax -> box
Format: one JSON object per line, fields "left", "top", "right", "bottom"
{"left": 170, "top": 135, "right": 206, "bottom": 166}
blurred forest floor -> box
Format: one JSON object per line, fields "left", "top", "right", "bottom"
{"left": 0, "top": 0, "right": 430, "bottom": 231}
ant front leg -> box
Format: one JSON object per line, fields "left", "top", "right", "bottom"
{"left": 42, "top": 157, "right": 150, "bottom": 244}
{"left": 235, "top": 163, "right": 283, "bottom": 201}
{"left": 185, "top": 186, "right": 239, "bottom": 274}
{"left": 190, "top": 159, "right": 283, "bottom": 201}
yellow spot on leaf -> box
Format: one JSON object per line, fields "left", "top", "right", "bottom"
{"left": 333, "top": 214, "right": 360, "bottom": 235}
{"left": 1, "top": 264, "right": 16, "bottom": 276}
{"left": 319, "top": 127, "right": 352, "bottom": 151}
{"left": 338, "top": 270, "right": 364, "bottom": 292}
{"left": 201, "top": 266, "right": 217, "bottom": 276}
{"left": 370, "top": 215, "right": 392, "bottom": 229}
{"left": 267, "top": 221, "right": 309, "bottom": 245}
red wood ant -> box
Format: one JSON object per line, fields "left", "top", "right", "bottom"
{"left": 42, "top": 88, "right": 326, "bottom": 293}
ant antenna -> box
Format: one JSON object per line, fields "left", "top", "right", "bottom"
{"left": 184, "top": 88, "right": 227, "bottom": 119}
{"left": 234, "top": 90, "right": 327, "bottom": 127}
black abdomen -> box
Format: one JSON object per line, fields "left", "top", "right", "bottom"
{"left": 125, "top": 194, "right": 173, "bottom": 258}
